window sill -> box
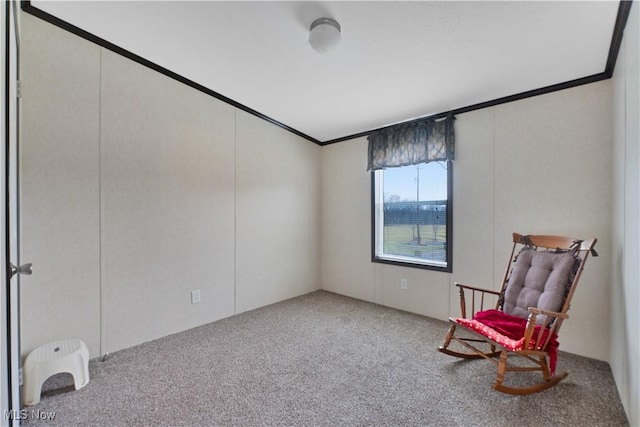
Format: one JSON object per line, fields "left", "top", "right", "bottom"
{"left": 372, "top": 255, "right": 451, "bottom": 273}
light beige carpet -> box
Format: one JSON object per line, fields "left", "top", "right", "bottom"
{"left": 25, "top": 290, "right": 628, "bottom": 426}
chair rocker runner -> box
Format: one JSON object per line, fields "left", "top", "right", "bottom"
{"left": 438, "top": 232, "right": 597, "bottom": 395}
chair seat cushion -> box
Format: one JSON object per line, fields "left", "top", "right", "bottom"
{"left": 454, "top": 317, "right": 525, "bottom": 351}
{"left": 454, "top": 309, "right": 560, "bottom": 374}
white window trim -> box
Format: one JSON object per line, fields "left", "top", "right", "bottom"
{"left": 371, "top": 164, "right": 452, "bottom": 272}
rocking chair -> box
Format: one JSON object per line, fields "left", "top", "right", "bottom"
{"left": 438, "top": 232, "right": 597, "bottom": 395}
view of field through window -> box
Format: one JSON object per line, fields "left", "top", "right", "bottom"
{"left": 381, "top": 162, "right": 447, "bottom": 264}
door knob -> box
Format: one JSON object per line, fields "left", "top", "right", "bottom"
{"left": 9, "top": 262, "right": 32, "bottom": 278}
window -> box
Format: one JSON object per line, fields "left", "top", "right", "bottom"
{"left": 367, "top": 115, "right": 455, "bottom": 271}
{"left": 372, "top": 160, "right": 452, "bottom": 271}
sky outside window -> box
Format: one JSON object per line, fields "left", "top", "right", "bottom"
{"left": 382, "top": 162, "right": 447, "bottom": 202}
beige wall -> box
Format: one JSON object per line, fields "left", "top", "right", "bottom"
{"left": 20, "top": 14, "right": 321, "bottom": 357}
{"left": 99, "top": 50, "right": 237, "bottom": 353}
{"left": 20, "top": 15, "right": 102, "bottom": 356}
{"left": 236, "top": 110, "right": 321, "bottom": 314}
{"left": 611, "top": 2, "right": 640, "bottom": 425}
{"left": 322, "top": 81, "right": 613, "bottom": 361}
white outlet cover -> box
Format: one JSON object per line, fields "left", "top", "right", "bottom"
{"left": 191, "top": 290, "right": 201, "bottom": 304}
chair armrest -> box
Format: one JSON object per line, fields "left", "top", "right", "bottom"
{"left": 454, "top": 282, "right": 501, "bottom": 319}
{"left": 527, "top": 307, "right": 569, "bottom": 321}
{"left": 523, "top": 307, "right": 569, "bottom": 350}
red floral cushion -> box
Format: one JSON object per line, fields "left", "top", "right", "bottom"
{"left": 454, "top": 317, "right": 525, "bottom": 351}
{"left": 453, "top": 309, "right": 560, "bottom": 375}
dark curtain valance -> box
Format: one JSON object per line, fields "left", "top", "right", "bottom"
{"left": 367, "top": 115, "right": 455, "bottom": 171}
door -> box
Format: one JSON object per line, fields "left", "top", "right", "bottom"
{"left": 2, "top": 1, "right": 25, "bottom": 425}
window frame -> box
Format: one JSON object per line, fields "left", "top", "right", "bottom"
{"left": 370, "top": 160, "right": 453, "bottom": 273}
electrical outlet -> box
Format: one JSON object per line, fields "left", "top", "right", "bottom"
{"left": 191, "top": 290, "right": 201, "bottom": 304}
{"left": 400, "top": 278, "right": 408, "bottom": 290}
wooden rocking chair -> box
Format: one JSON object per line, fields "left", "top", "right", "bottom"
{"left": 438, "top": 232, "right": 597, "bottom": 395}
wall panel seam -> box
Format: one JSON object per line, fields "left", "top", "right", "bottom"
{"left": 233, "top": 109, "right": 237, "bottom": 315}
{"left": 491, "top": 107, "right": 496, "bottom": 290}
{"left": 98, "top": 47, "right": 106, "bottom": 357}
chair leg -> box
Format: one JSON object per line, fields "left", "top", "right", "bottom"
{"left": 493, "top": 352, "right": 569, "bottom": 395}
{"left": 495, "top": 350, "right": 508, "bottom": 387}
{"left": 437, "top": 324, "right": 460, "bottom": 355}
{"left": 442, "top": 324, "right": 456, "bottom": 348}
{"left": 539, "top": 355, "right": 551, "bottom": 381}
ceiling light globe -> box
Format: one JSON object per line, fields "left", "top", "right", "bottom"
{"left": 309, "top": 18, "right": 341, "bottom": 54}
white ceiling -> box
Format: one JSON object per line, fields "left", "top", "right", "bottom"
{"left": 29, "top": 1, "right": 620, "bottom": 143}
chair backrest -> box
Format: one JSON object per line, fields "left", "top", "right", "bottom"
{"left": 497, "top": 233, "right": 597, "bottom": 327}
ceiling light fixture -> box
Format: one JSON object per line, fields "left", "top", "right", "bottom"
{"left": 309, "top": 17, "right": 341, "bottom": 54}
